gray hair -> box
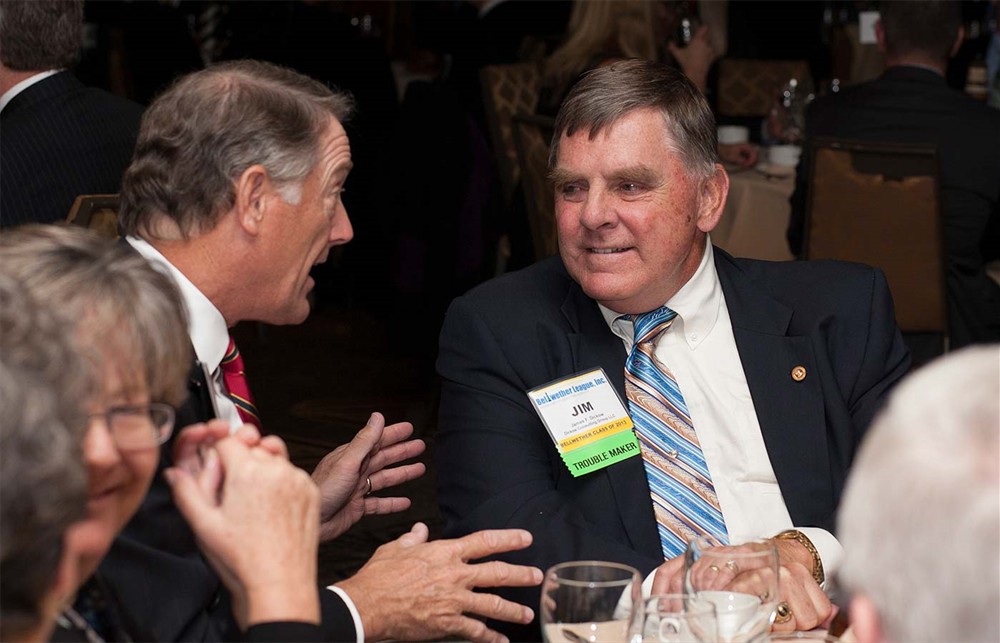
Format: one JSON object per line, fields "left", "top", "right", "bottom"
{"left": 549, "top": 59, "right": 717, "bottom": 178}
{"left": 838, "top": 345, "right": 1000, "bottom": 643}
{"left": 0, "top": 225, "right": 191, "bottom": 408}
{"left": 118, "top": 59, "right": 355, "bottom": 240}
{"left": 0, "top": 274, "right": 88, "bottom": 641}
{"left": 0, "top": 0, "right": 82, "bottom": 71}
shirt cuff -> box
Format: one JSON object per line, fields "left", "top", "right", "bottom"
{"left": 796, "top": 526, "right": 843, "bottom": 588}
{"left": 327, "top": 585, "right": 365, "bottom": 643}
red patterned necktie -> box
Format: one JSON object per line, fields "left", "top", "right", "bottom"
{"left": 219, "top": 336, "right": 262, "bottom": 430}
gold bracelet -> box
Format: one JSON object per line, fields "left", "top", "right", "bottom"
{"left": 775, "top": 529, "right": 825, "bottom": 586}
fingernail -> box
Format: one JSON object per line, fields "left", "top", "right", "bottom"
{"left": 532, "top": 568, "right": 543, "bottom": 583}
{"left": 164, "top": 468, "right": 177, "bottom": 486}
{"left": 204, "top": 448, "right": 219, "bottom": 470}
{"left": 522, "top": 606, "right": 534, "bottom": 622}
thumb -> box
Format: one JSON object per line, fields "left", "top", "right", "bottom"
{"left": 397, "top": 522, "right": 429, "bottom": 548}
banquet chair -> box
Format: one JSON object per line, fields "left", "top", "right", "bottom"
{"left": 512, "top": 113, "right": 558, "bottom": 260}
{"left": 480, "top": 62, "right": 542, "bottom": 205}
{"left": 717, "top": 58, "right": 811, "bottom": 118}
{"left": 803, "top": 137, "right": 948, "bottom": 353}
{"left": 66, "top": 194, "right": 120, "bottom": 239}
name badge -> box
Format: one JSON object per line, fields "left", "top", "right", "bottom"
{"left": 526, "top": 368, "right": 640, "bottom": 477}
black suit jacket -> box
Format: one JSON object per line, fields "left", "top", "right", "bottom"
{"left": 436, "top": 249, "right": 910, "bottom": 640}
{"left": 0, "top": 71, "right": 142, "bottom": 228}
{"left": 788, "top": 65, "right": 1000, "bottom": 347}
{"left": 98, "top": 353, "right": 356, "bottom": 641}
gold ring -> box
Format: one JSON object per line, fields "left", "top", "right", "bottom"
{"left": 725, "top": 560, "right": 739, "bottom": 574}
{"left": 774, "top": 601, "right": 792, "bottom": 624}
{"left": 364, "top": 477, "right": 373, "bottom": 497}
{"left": 708, "top": 565, "right": 721, "bottom": 573}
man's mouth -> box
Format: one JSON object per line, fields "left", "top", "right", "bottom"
{"left": 589, "top": 247, "right": 630, "bottom": 254}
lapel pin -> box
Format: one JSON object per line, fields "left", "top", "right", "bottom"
{"left": 791, "top": 366, "right": 807, "bottom": 382}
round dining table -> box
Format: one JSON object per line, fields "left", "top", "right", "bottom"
{"left": 712, "top": 164, "right": 796, "bottom": 262}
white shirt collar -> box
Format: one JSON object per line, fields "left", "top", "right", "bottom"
{"left": 0, "top": 70, "right": 61, "bottom": 112}
{"left": 126, "top": 235, "right": 231, "bottom": 373}
{"left": 598, "top": 237, "right": 722, "bottom": 350}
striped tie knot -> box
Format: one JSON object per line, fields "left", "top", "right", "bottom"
{"left": 630, "top": 306, "right": 678, "bottom": 345}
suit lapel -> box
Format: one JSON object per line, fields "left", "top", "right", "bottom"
{"left": 715, "top": 251, "right": 832, "bottom": 526}
{"left": 560, "top": 283, "right": 663, "bottom": 560}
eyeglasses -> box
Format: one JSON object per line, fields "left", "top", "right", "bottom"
{"left": 89, "top": 403, "right": 175, "bottom": 450}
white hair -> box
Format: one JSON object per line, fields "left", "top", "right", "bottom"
{"left": 838, "top": 344, "right": 1000, "bottom": 643}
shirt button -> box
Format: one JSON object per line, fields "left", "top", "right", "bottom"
{"left": 689, "top": 333, "right": 698, "bottom": 341}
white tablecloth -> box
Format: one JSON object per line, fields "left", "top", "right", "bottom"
{"left": 713, "top": 167, "right": 796, "bottom": 262}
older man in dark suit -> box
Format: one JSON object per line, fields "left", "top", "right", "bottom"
{"left": 437, "top": 59, "right": 910, "bottom": 641}
{"left": 788, "top": 0, "right": 1000, "bottom": 348}
{"left": 0, "top": 0, "right": 143, "bottom": 228}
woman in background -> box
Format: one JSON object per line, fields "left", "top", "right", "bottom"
{"left": 539, "top": 0, "right": 757, "bottom": 167}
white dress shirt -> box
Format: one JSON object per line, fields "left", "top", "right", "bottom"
{"left": 0, "top": 69, "right": 60, "bottom": 112}
{"left": 128, "top": 236, "right": 365, "bottom": 640}
{"left": 598, "top": 238, "right": 842, "bottom": 578}
{"left": 127, "top": 236, "right": 242, "bottom": 429}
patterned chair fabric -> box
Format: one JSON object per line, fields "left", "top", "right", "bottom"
{"left": 512, "top": 113, "right": 558, "bottom": 260}
{"left": 480, "top": 63, "right": 541, "bottom": 204}
{"left": 717, "top": 59, "right": 811, "bottom": 118}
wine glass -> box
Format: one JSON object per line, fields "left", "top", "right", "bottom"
{"left": 641, "top": 594, "right": 717, "bottom": 643}
{"left": 540, "top": 561, "right": 642, "bottom": 643}
{"left": 683, "top": 537, "right": 780, "bottom": 643}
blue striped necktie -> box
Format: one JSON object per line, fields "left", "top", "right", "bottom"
{"left": 624, "top": 307, "right": 728, "bottom": 559}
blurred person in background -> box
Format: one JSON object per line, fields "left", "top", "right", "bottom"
{"left": 0, "top": 275, "right": 88, "bottom": 642}
{"left": 0, "top": 0, "right": 142, "bottom": 228}
{"left": 788, "top": 0, "right": 1000, "bottom": 349}
{"left": 838, "top": 344, "right": 1000, "bottom": 643}
{"left": 538, "top": 0, "right": 756, "bottom": 168}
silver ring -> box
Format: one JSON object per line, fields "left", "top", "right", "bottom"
{"left": 725, "top": 560, "right": 740, "bottom": 574}
{"left": 364, "top": 477, "right": 372, "bottom": 497}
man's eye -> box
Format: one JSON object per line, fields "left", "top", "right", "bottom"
{"left": 559, "top": 184, "right": 586, "bottom": 201}
{"left": 619, "top": 182, "right": 641, "bottom": 193}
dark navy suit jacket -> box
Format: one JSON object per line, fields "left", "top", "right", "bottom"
{"left": 99, "top": 245, "right": 356, "bottom": 641}
{"left": 436, "top": 249, "right": 910, "bottom": 640}
{"left": 0, "top": 71, "right": 142, "bottom": 228}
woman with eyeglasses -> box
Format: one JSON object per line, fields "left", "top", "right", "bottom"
{"left": 0, "top": 225, "right": 321, "bottom": 642}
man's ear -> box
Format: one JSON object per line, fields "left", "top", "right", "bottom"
{"left": 695, "top": 164, "right": 728, "bottom": 234}
{"left": 875, "top": 19, "right": 886, "bottom": 53}
{"left": 233, "top": 165, "right": 271, "bottom": 236}
{"left": 850, "top": 593, "right": 886, "bottom": 643}
{"left": 949, "top": 25, "right": 965, "bottom": 59}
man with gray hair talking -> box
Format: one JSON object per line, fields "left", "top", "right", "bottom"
{"left": 106, "top": 60, "right": 541, "bottom": 643}
{"left": 837, "top": 345, "right": 1000, "bottom": 643}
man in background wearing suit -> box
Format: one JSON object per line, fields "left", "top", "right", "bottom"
{"left": 788, "top": 0, "right": 1000, "bottom": 348}
{"left": 107, "top": 60, "right": 541, "bottom": 643}
{"left": 437, "top": 59, "right": 910, "bottom": 640}
{"left": 0, "top": 0, "right": 143, "bottom": 228}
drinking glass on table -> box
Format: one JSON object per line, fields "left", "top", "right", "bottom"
{"left": 641, "top": 594, "right": 717, "bottom": 643}
{"left": 684, "top": 537, "right": 780, "bottom": 643}
{"left": 540, "top": 561, "right": 642, "bottom": 643}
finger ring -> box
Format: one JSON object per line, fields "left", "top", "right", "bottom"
{"left": 708, "top": 565, "right": 721, "bottom": 574}
{"left": 759, "top": 590, "right": 770, "bottom": 602}
{"left": 774, "top": 601, "right": 792, "bottom": 624}
{"left": 725, "top": 560, "right": 739, "bottom": 574}
{"left": 364, "top": 477, "right": 372, "bottom": 497}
